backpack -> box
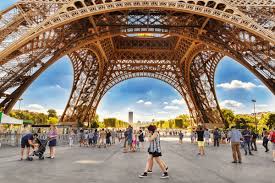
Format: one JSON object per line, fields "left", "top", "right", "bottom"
{"left": 270, "top": 131, "right": 275, "bottom": 143}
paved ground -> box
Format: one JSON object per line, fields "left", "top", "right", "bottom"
{"left": 0, "top": 137, "right": 274, "bottom": 183}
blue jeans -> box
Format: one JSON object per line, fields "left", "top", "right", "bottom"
{"left": 244, "top": 141, "right": 252, "bottom": 154}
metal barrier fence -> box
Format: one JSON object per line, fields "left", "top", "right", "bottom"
{"left": 0, "top": 134, "right": 80, "bottom": 148}
{"left": 0, "top": 133, "right": 185, "bottom": 148}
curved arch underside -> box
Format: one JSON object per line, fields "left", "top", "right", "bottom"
{"left": 0, "top": 0, "right": 274, "bottom": 126}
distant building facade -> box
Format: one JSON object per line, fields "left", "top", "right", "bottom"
{"left": 128, "top": 111, "right": 133, "bottom": 123}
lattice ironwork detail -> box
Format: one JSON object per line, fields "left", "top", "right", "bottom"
{"left": 0, "top": 0, "right": 274, "bottom": 126}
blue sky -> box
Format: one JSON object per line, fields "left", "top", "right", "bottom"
{"left": 1, "top": 2, "right": 274, "bottom": 122}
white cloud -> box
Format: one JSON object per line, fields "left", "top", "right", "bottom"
{"left": 256, "top": 104, "right": 268, "bottom": 108}
{"left": 258, "top": 85, "right": 266, "bottom": 88}
{"left": 21, "top": 104, "right": 64, "bottom": 115}
{"left": 164, "top": 106, "right": 179, "bottom": 110}
{"left": 144, "top": 101, "right": 152, "bottom": 105}
{"left": 220, "top": 100, "right": 243, "bottom": 108}
{"left": 157, "top": 111, "right": 168, "bottom": 114}
{"left": 171, "top": 99, "right": 185, "bottom": 105}
{"left": 136, "top": 100, "right": 144, "bottom": 104}
{"left": 27, "top": 104, "right": 44, "bottom": 110}
{"left": 163, "top": 102, "right": 168, "bottom": 105}
{"left": 56, "top": 84, "right": 62, "bottom": 89}
{"left": 217, "top": 80, "right": 263, "bottom": 90}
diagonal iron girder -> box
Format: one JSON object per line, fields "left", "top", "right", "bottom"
{"left": 0, "top": 0, "right": 274, "bottom": 127}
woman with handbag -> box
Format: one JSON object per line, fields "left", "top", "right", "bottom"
{"left": 139, "top": 125, "right": 169, "bottom": 179}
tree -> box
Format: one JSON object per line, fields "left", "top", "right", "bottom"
{"left": 48, "top": 117, "right": 59, "bottom": 125}
{"left": 265, "top": 113, "right": 275, "bottom": 129}
{"left": 175, "top": 119, "right": 183, "bottom": 128}
{"left": 47, "top": 109, "right": 57, "bottom": 118}
{"left": 221, "top": 109, "right": 235, "bottom": 128}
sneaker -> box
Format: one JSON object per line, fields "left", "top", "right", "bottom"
{"left": 249, "top": 153, "right": 253, "bottom": 156}
{"left": 160, "top": 172, "right": 169, "bottom": 179}
{"left": 231, "top": 161, "right": 237, "bottom": 163}
{"left": 139, "top": 172, "right": 148, "bottom": 178}
{"left": 238, "top": 161, "right": 242, "bottom": 164}
{"left": 147, "top": 170, "right": 152, "bottom": 174}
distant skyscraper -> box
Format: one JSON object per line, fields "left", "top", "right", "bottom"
{"left": 128, "top": 111, "right": 133, "bottom": 123}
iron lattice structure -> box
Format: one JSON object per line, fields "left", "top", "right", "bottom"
{"left": 0, "top": 0, "right": 274, "bottom": 126}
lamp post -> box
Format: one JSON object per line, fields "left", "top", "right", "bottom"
{"left": 251, "top": 99, "right": 257, "bottom": 132}
{"left": 18, "top": 98, "right": 23, "bottom": 110}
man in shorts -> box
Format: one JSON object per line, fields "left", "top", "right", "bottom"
{"left": 20, "top": 133, "right": 38, "bottom": 160}
{"left": 196, "top": 126, "right": 205, "bottom": 155}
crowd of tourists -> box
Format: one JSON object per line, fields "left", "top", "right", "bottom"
{"left": 17, "top": 123, "right": 275, "bottom": 179}
{"left": 65, "top": 126, "right": 146, "bottom": 151}
{"left": 188, "top": 126, "right": 275, "bottom": 163}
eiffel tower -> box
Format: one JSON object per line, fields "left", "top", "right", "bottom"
{"left": 0, "top": 0, "right": 274, "bottom": 127}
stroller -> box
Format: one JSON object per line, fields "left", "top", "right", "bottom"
{"left": 28, "top": 137, "right": 50, "bottom": 161}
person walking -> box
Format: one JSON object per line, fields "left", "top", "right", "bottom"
{"left": 196, "top": 126, "right": 205, "bottom": 156}
{"left": 92, "top": 129, "right": 98, "bottom": 147}
{"left": 262, "top": 128, "right": 269, "bottom": 152}
{"left": 118, "top": 130, "right": 123, "bottom": 142}
{"left": 123, "top": 129, "right": 128, "bottom": 151}
{"left": 213, "top": 128, "right": 220, "bottom": 147}
{"left": 242, "top": 127, "right": 253, "bottom": 156}
{"left": 69, "top": 129, "right": 75, "bottom": 147}
{"left": 204, "top": 129, "right": 210, "bottom": 146}
{"left": 138, "top": 129, "right": 145, "bottom": 149}
{"left": 251, "top": 130, "right": 258, "bottom": 151}
{"left": 47, "top": 124, "right": 58, "bottom": 159}
{"left": 88, "top": 130, "right": 94, "bottom": 147}
{"left": 229, "top": 126, "right": 243, "bottom": 163}
{"left": 268, "top": 127, "right": 275, "bottom": 162}
{"left": 179, "top": 131, "right": 184, "bottom": 144}
{"left": 127, "top": 125, "right": 133, "bottom": 151}
{"left": 111, "top": 129, "right": 116, "bottom": 144}
{"left": 99, "top": 129, "right": 106, "bottom": 148}
{"left": 106, "top": 129, "right": 111, "bottom": 146}
{"left": 139, "top": 125, "right": 169, "bottom": 179}
{"left": 79, "top": 129, "right": 85, "bottom": 147}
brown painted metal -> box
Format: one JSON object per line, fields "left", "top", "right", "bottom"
{"left": 0, "top": 0, "right": 274, "bottom": 126}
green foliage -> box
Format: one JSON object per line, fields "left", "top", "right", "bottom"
{"left": 149, "top": 114, "right": 191, "bottom": 129}
{"left": 47, "top": 117, "right": 59, "bottom": 125}
{"left": 9, "top": 109, "right": 59, "bottom": 125}
{"left": 175, "top": 119, "right": 183, "bottom": 128}
{"left": 103, "top": 118, "right": 128, "bottom": 128}
{"left": 47, "top": 109, "right": 57, "bottom": 118}
{"left": 220, "top": 109, "right": 274, "bottom": 133}
{"left": 221, "top": 109, "right": 235, "bottom": 128}
{"left": 260, "top": 113, "right": 275, "bottom": 130}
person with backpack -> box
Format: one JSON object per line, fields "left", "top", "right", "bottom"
{"left": 268, "top": 127, "right": 275, "bottom": 162}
